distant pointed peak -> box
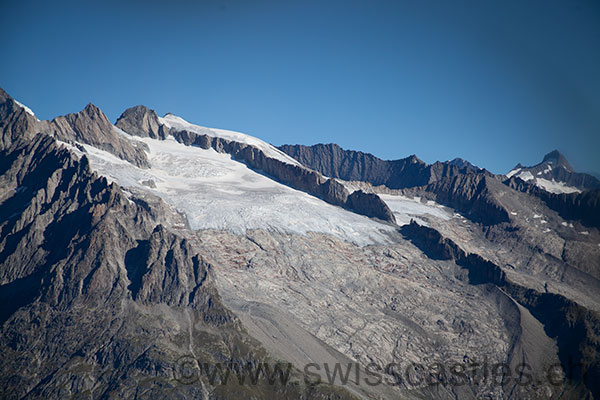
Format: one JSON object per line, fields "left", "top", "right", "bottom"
{"left": 84, "top": 102, "right": 99, "bottom": 111}
{"left": 448, "top": 157, "right": 480, "bottom": 171}
{"left": 542, "top": 150, "right": 573, "bottom": 171}
{"left": 82, "top": 102, "right": 104, "bottom": 117}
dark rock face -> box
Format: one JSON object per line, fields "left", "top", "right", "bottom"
{"left": 505, "top": 177, "right": 600, "bottom": 228}
{"left": 543, "top": 149, "right": 574, "bottom": 171}
{"left": 347, "top": 190, "right": 396, "bottom": 222}
{"left": 278, "top": 143, "right": 477, "bottom": 189}
{"left": 417, "top": 174, "right": 510, "bottom": 225}
{"left": 50, "top": 103, "right": 150, "bottom": 168}
{"left": 115, "top": 105, "right": 168, "bottom": 139}
{"left": 0, "top": 90, "right": 150, "bottom": 169}
{"left": 401, "top": 221, "right": 600, "bottom": 397}
{"left": 0, "top": 88, "right": 40, "bottom": 149}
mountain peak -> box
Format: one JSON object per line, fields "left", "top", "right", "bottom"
{"left": 448, "top": 157, "right": 480, "bottom": 171}
{"left": 542, "top": 150, "right": 573, "bottom": 171}
{"left": 115, "top": 105, "right": 163, "bottom": 138}
{"left": 82, "top": 102, "right": 106, "bottom": 120}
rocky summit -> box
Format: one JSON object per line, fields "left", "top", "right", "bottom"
{"left": 1, "top": 87, "right": 599, "bottom": 399}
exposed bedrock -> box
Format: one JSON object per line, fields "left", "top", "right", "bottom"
{"left": 505, "top": 177, "right": 600, "bottom": 229}
{"left": 401, "top": 220, "right": 600, "bottom": 398}
{"left": 278, "top": 142, "right": 488, "bottom": 189}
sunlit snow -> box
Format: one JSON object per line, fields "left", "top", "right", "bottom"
{"left": 14, "top": 99, "right": 38, "bottom": 120}
{"left": 379, "top": 194, "right": 454, "bottom": 226}
{"left": 158, "top": 114, "right": 301, "bottom": 167}
{"left": 535, "top": 178, "right": 581, "bottom": 194}
{"left": 516, "top": 171, "right": 534, "bottom": 181}
{"left": 59, "top": 136, "right": 398, "bottom": 245}
{"left": 506, "top": 168, "right": 521, "bottom": 178}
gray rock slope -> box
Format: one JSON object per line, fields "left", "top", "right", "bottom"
{"left": 1, "top": 88, "right": 149, "bottom": 168}
{"left": 401, "top": 220, "right": 600, "bottom": 397}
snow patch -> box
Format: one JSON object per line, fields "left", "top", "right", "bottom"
{"left": 535, "top": 178, "right": 581, "bottom": 194}
{"left": 506, "top": 168, "right": 521, "bottom": 178}
{"left": 379, "top": 194, "right": 454, "bottom": 226}
{"left": 516, "top": 171, "right": 534, "bottom": 181}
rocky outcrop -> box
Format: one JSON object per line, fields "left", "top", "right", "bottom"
{"left": 347, "top": 190, "right": 396, "bottom": 222}
{"left": 49, "top": 103, "right": 150, "bottom": 168}
{"left": 1, "top": 89, "right": 150, "bottom": 169}
{"left": 543, "top": 150, "right": 574, "bottom": 171}
{"left": 0, "top": 88, "right": 41, "bottom": 149}
{"left": 448, "top": 157, "right": 481, "bottom": 172}
{"left": 505, "top": 177, "right": 600, "bottom": 228}
{"left": 115, "top": 105, "right": 168, "bottom": 139}
{"left": 278, "top": 143, "right": 481, "bottom": 189}
{"left": 401, "top": 220, "right": 600, "bottom": 397}
{"left": 414, "top": 173, "right": 510, "bottom": 225}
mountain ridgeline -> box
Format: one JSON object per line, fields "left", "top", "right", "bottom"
{"left": 278, "top": 143, "right": 483, "bottom": 189}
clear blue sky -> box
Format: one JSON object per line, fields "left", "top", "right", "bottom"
{"left": 1, "top": 0, "right": 599, "bottom": 175}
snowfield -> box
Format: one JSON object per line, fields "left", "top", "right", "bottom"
{"left": 57, "top": 116, "right": 465, "bottom": 245}
{"left": 59, "top": 136, "right": 399, "bottom": 245}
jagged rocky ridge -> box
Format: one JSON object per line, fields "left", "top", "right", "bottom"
{"left": 280, "top": 142, "right": 600, "bottom": 230}
{"left": 278, "top": 143, "right": 512, "bottom": 225}
{"left": 278, "top": 143, "right": 486, "bottom": 189}
{"left": 0, "top": 88, "right": 149, "bottom": 168}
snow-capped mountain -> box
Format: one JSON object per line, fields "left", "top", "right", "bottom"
{"left": 506, "top": 150, "right": 600, "bottom": 194}
{"left": 1, "top": 87, "right": 599, "bottom": 399}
